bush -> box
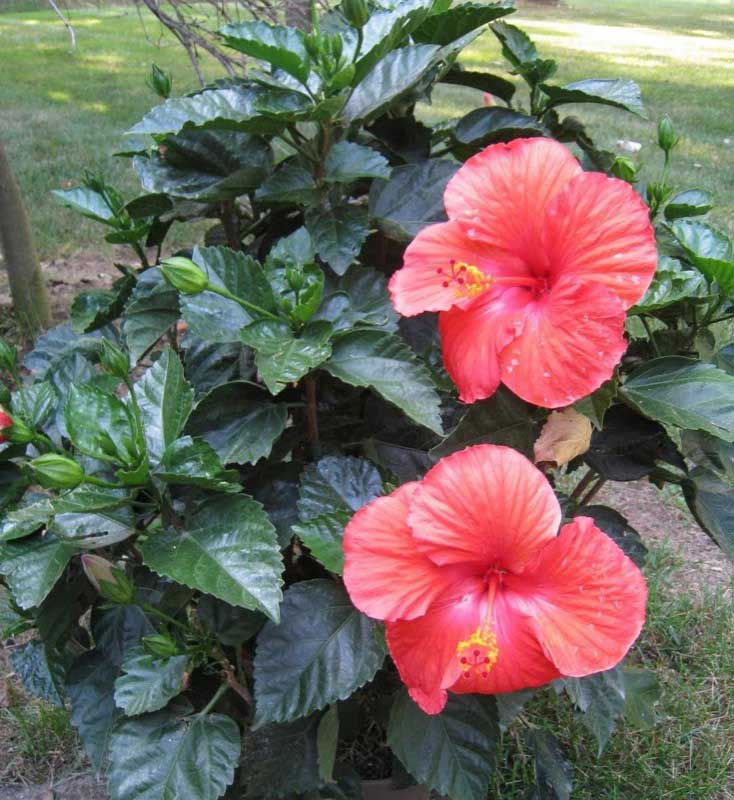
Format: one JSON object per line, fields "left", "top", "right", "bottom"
{"left": 2, "top": 1, "right": 733, "bottom": 798}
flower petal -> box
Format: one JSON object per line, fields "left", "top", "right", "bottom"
{"left": 510, "top": 516, "right": 647, "bottom": 676}
{"left": 386, "top": 577, "right": 484, "bottom": 714}
{"left": 439, "top": 287, "right": 529, "bottom": 404}
{"left": 343, "top": 483, "right": 452, "bottom": 622}
{"left": 543, "top": 171, "right": 657, "bottom": 309}
{"left": 450, "top": 589, "right": 560, "bottom": 696}
{"left": 409, "top": 445, "right": 562, "bottom": 573}
{"left": 499, "top": 276, "right": 628, "bottom": 408}
{"left": 444, "top": 138, "right": 582, "bottom": 266}
{"left": 389, "top": 220, "right": 512, "bottom": 317}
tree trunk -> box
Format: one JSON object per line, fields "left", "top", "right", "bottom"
{"left": 285, "top": 0, "right": 311, "bottom": 30}
{"left": 0, "top": 140, "right": 51, "bottom": 335}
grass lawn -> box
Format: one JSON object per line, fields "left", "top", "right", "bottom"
{"left": 0, "top": 0, "right": 733, "bottom": 259}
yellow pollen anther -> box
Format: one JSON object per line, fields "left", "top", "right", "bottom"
{"left": 456, "top": 626, "right": 499, "bottom": 680}
{"left": 439, "top": 260, "right": 494, "bottom": 299}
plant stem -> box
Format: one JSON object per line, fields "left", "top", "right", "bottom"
{"left": 304, "top": 374, "right": 320, "bottom": 458}
{"left": 207, "top": 283, "right": 281, "bottom": 321}
{"left": 198, "top": 683, "right": 229, "bottom": 717}
{"left": 141, "top": 602, "right": 190, "bottom": 633}
{"left": 569, "top": 467, "right": 597, "bottom": 504}
{"left": 578, "top": 476, "right": 607, "bottom": 507}
{"left": 84, "top": 475, "right": 124, "bottom": 489}
{"left": 640, "top": 315, "right": 661, "bottom": 356}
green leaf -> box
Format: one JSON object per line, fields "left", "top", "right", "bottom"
{"left": 253, "top": 580, "right": 386, "bottom": 725}
{"left": 621, "top": 356, "right": 734, "bottom": 441}
{"left": 562, "top": 667, "right": 626, "bottom": 755}
{"left": 71, "top": 275, "right": 136, "bottom": 334}
{"left": 622, "top": 668, "right": 660, "bottom": 728}
{"left": 387, "top": 690, "right": 500, "bottom": 800}
{"left": 292, "top": 511, "right": 350, "bottom": 574}
{"left": 439, "top": 64, "right": 516, "bottom": 103}
{"left": 541, "top": 79, "right": 644, "bottom": 115}
{"left": 369, "top": 160, "right": 458, "bottom": 243}
{"left": 187, "top": 382, "right": 287, "bottom": 465}
{"left": 136, "top": 347, "right": 194, "bottom": 463}
{"left": 139, "top": 494, "right": 283, "bottom": 620}
{"left": 324, "top": 141, "right": 391, "bottom": 183}
{"left": 682, "top": 467, "right": 734, "bottom": 557}
{"left": 317, "top": 704, "right": 339, "bottom": 784}
{"left": 182, "top": 246, "right": 278, "bottom": 344}
{"left": 92, "top": 604, "right": 156, "bottom": 666}
{"left": 432, "top": 386, "right": 535, "bottom": 459}
{"left": 413, "top": 1, "right": 513, "bottom": 45}
{"left": 297, "top": 455, "right": 382, "bottom": 521}
{"left": 0, "top": 494, "right": 54, "bottom": 542}
{"left": 134, "top": 130, "right": 272, "bottom": 202}
{"left": 0, "top": 462, "right": 26, "bottom": 514}
{"left": 454, "top": 107, "right": 545, "bottom": 146}
{"left": 52, "top": 485, "right": 130, "bottom": 515}
{"left": 127, "top": 85, "right": 305, "bottom": 137}
{"left": 669, "top": 220, "right": 734, "bottom": 291}
{"left": 255, "top": 162, "right": 319, "bottom": 205}
{"left": 52, "top": 186, "right": 117, "bottom": 225}
{"left": 65, "top": 385, "right": 140, "bottom": 464}
{"left": 220, "top": 22, "right": 310, "bottom": 83}
{"left": 67, "top": 650, "right": 122, "bottom": 770}
{"left": 123, "top": 268, "right": 180, "bottom": 363}
{"left": 0, "top": 534, "right": 76, "bottom": 609}
{"left": 632, "top": 256, "right": 708, "bottom": 312}
{"left": 314, "top": 265, "right": 398, "bottom": 333}
{"left": 12, "top": 380, "right": 57, "bottom": 429}
{"left": 528, "top": 729, "right": 573, "bottom": 800}
{"left": 183, "top": 338, "right": 251, "bottom": 397}
{"left": 197, "top": 594, "right": 265, "bottom": 646}
{"left": 682, "top": 428, "right": 734, "bottom": 483}
{"left": 52, "top": 503, "right": 135, "bottom": 549}
{"left": 578, "top": 506, "right": 647, "bottom": 567}
{"left": 241, "top": 320, "right": 333, "bottom": 395}
{"left": 12, "top": 639, "right": 67, "bottom": 707}
{"left": 325, "top": 330, "right": 443, "bottom": 434}
{"left": 241, "top": 715, "right": 320, "bottom": 799}
{"left": 664, "top": 189, "right": 714, "bottom": 220}
{"left": 306, "top": 205, "right": 369, "bottom": 276}
{"left": 491, "top": 20, "right": 538, "bottom": 66}
{"left": 107, "top": 705, "right": 240, "bottom": 800}
{"left": 157, "top": 436, "right": 240, "bottom": 492}
{"left": 344, "top": 45, "right": 440, "bottom": 123}
{"left": 114, "top": 648, "right": 190, "bottom": 716}
{"left": 573, "top": 379, "right": 617, "bottom": 429}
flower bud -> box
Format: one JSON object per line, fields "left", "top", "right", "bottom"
{"left": 304, "top": 32, "right": 322, "bottom": 61}
{"left": 147, "top": 63, "right": 172, "bottom": 99}
{"left": 0, "top": 339, "right": 17, "bottom": 372}
{"left": 0, "top": 406, "right": 12, "bottom": 442}
{"left": 5, "top": 419, "right": 35, "bottom": 444}
{"left": 329, "top": 63, "right": 355, "bottom": 92}
{"left": 81, "top": 554, "right": 136, "bottom": 604}
{"left": 342, "top": 0, "right": 369, "bottom": 27}
{"left": 100, "top": 339, "right": 130, "bottom": 380}
{"left": 160, "top": 257, "right": 209, "bottom": 295}
{"left": 328, "top": 33, "right": 343, "bottom": 62}
{"left": 611, "top": 156, "right": 638, "bottom": 184}
{"left": 32, "top": 454, "right": 85, "bottom": 489}
{"left": 142, "top": 633, "right": 181, "bottom": 658}
{"left": 657, "top": 115, "right": 677, "bottom": 154}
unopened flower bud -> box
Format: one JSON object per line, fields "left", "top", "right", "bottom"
{"left": 304, "top": 32, "right": 321, "bottom": 61}
{"left": 147, "top": 63, "right": 172, "bottom": 99}
{"left": 81, "top": 554, "right": 136, "bottom": 604}
{"left": 160, "top": 257, "right": 209, "bottom": 295}
{"left": 342, "top": 0, "right": 369, "bottom": 27}
{"left": 100, "top": 339, "right": 130, "bottom": 380}
{"left": 611, "top": 156, "right": 638, "bottom": 184}
{"left": 657, "top": 115, "right": 677, "bottom": 154}
{"left": 0, "top": 339, "right": 17, "bottom": 372}
{"left": 32, "top": 454, "right": 85, "bottom": 489}
{"left": 5, "top": 419, "right": 34, "bottom": 444}
{"left": 142, "top": 633, "right": 181, "bottom": 658}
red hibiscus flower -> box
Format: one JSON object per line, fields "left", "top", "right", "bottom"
{"left": 343, "top": 445, "right": 646, "bottom": 714}
{"left": 0, "top": 407, "right": 12, "bottom": 443}
{"left": 388, "top": 138, "right": 657, "bottom": 407}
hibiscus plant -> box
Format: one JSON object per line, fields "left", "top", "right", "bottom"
{"left": 2, "top": 1, "right": 734, "bottom": 798}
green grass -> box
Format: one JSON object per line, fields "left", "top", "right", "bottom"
{"left": 1, "top": 0, "right": 732, "bottom": 259}
{"left": 0, "top": 5, "right": 219, "bottom": 258}
{"left": 491, "top": 545, "right": 734, "bottom": 799}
